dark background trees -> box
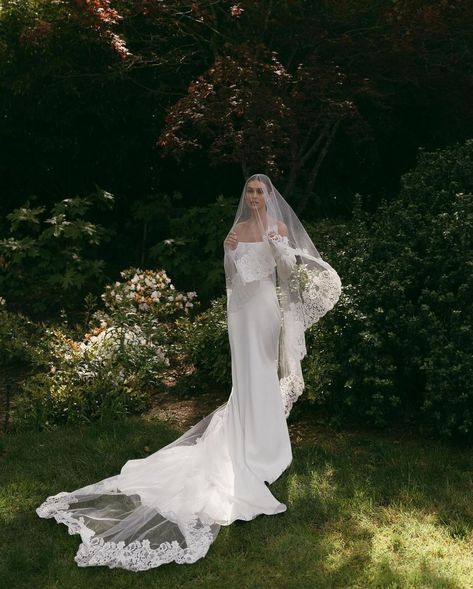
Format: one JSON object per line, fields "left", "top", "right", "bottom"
{"left": 2, "top": 1, "right": 472, "bottom": 214}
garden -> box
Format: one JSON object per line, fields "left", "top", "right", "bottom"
{"left": 1, "top": 1, "right": 473, "bottom": 587}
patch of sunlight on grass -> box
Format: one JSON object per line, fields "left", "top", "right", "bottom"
{"left": 309, "top": 464, "right": 337, "bottom": 499}
{"left": 322, "top": 527, "right": 354, "bottom": 570}
{"left": 357, "top": 507, "right": 473, "bottom": 588}
{"left": 287, "top": 463, "right": 338, "bottom": 505}
{"left": 0, "top": 480, "right": 38, "bottom": 520}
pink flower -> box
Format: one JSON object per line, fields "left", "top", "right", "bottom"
{"left": 230, "top": 4, "right": 244, "bottom": 17}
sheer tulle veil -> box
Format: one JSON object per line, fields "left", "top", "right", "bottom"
{"left": 224, "top": 173, "right": 342, "bottom": 415}
{"left": 35, "top": 173, "right": 342, "bottom": 572}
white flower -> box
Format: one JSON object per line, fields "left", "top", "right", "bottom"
{"left": 0, "top": 297, "right": 6, "bottom": 306}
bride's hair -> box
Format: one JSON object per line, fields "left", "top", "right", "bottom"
{"left": 246, "top": 173, "right": 273, "bottom": 195}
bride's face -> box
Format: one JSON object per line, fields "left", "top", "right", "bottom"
{"left": 245, "top": 180, "right": 267, "bottom": 212}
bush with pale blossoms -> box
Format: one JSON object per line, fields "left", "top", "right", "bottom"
{"left": 78, "top": 318, "right": 169, "bottom": 385}
{"left": 12, "top": 270, "right": 188, "bottom": 430}
{"left": 13, "top": 315, "right": 169, "bottom": 430}
{"left": 101, "top": 268, "right": 198, "bottom": 317}
{"left": 11, "top": 267, "right": 202, "bottom": 430}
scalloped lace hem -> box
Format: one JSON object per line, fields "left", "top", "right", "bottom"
{"left": 36, "top": 492, "right": 216, "bottom": 571}
{"left": 36, "top": 490, "right": 287, "bottom": 571}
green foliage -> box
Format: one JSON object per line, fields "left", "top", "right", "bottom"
{"left": 14, "top": 373, "right": 150, "bottom": 431}
{"left": 11, "top": 268, "right": 194, "bottom": 431}
{"left": 170, "top": 140, "right": 473, "bottom": 441}
{"left": 302, "top": 139, "right": 473, "bottom": 440}
{"left": 0, "top": 302, "right": 42, "bottom": 368}
{"left": 149, "top": 195, "right": 238, "bottom": 301}
{"left": 179, "top": 296, "right": 231, "bottom": 389}
{"left": 0, "top": 188, "right": 114, "bottom": 316}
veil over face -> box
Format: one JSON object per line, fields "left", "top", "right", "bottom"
{"left": 224, "top": 173, "right": 342, "bottom": 416}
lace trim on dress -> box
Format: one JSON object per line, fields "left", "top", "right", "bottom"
{"left": 279, "top": 372, "right": 305, "bottom": 418}
{"left": 36, "top": 492, "right": 215, "bottom": 571}
{"left": 234, "top": 243, "right": 276, "bottom": 284}
{"left": 292, "top": 268, "right": 342, "bottom": 330}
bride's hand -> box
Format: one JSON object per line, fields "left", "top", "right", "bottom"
{"left": 224, "top": 231, "right": 239, "bottom": 250}
{"left": 266, "top": 230, "right": 280, "bottom": 243}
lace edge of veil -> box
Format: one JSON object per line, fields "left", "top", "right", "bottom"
{"left": 36, "top": 492, "right": 217, "bottom": 571}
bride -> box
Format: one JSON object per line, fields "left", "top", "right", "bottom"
{"left": 36, "top": 173, "right": 342, "bottom": 571}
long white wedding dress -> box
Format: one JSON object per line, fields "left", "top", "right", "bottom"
{"left": 36, "top": 238, "right": 295, "bottom": 572}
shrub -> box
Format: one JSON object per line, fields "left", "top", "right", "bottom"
{"left": 101, "top": 267, "right": 198, "bottom": 317}
{"left": 0, "top": 188, "right": 114, "bottom": 316}
{"left": 14, "top": 373, "right": 150, "bottom": 431}
{"left": 11, "top": 318, "right": 163, "bottom": 431}
{"left": 302, "top": 139, "right": 473, "bottom": 440}
{"left": 175, "top": 140, "right": 473, "bottom": 441}
{"left": 148, "top": 195, "right": 237, "bottom": 302}
{"left": 179, "top": 296, "right": 231, "bottom": 389}
{"left": 0, "top": 299, "right": 43, "bottom": 368}
{"left": 11, "top": 267, "right": 196, "bottom": 430}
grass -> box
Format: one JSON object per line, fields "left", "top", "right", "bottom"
{"left": 0, "top": 416, "right": 472, "bottom": 589}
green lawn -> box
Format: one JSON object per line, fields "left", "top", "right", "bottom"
{"left": 1, "top": 416, "right": 472, "bottom": 589}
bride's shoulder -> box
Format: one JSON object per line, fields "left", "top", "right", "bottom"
{"left": 270, "top": 219, "right": 288, "bottom": 236}
{"left": 234, "top": 221, "right": 247, "bottom": 235}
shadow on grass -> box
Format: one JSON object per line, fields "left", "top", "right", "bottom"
{"left": 0, "top": 418, "right": 472, "bottom": 588}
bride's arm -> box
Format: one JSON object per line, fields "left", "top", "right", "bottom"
{"left": 223, "top": 224, "right": 242, "bottom": 273}
{"left": 267, "top": 222, "right": 297, "bottom": 280}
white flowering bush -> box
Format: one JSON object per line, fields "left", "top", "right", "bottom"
{"left": 13, "top": 267, "right": 194, "bottom": 430}
{"left": 101, "top": 268, "right": 198, "bottom": 317}
{"left": 13, "top": 317, "right": 162, "bottom": 430}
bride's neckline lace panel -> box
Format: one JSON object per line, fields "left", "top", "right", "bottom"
{"left": 234, "top": 242, "right": 275, "bottom": 283}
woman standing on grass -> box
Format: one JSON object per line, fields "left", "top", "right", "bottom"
{"left": 36, "top": 173, "right": 342, "bottom": 571}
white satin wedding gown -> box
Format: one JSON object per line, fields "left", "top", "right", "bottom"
{"left": 36, "top": 237, "right": 293, "bottom": 572}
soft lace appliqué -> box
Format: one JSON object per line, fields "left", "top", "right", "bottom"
{"left": 279, "top": 372, "right": 305, "bottom": 418}
{"left": 36, "top": 492, "right": 215, "bottom": 571}
{"left": 235, "top": 243, "right": 276, "bottom": 283}
{"left": 292, "top": 267, "right": 342, "bottom": 330}
{"left": 74, "top": 517, "right": 214, "bottom": 570}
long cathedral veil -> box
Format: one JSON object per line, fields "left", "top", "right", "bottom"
{"left": 36, "top": 173, "right": 342, "bottom": 571}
